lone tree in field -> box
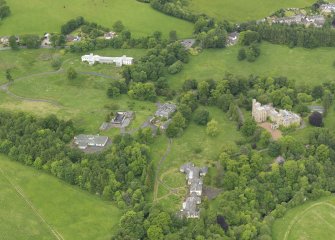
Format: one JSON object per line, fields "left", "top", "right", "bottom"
{"left": 309, "top": 111, "right": 323, "bottom": 127}
{"left": 206, "top": 119, "right": 219, "bottom": 137}
{"left": 67, "top": 67, "right": 77, "bottom": 80}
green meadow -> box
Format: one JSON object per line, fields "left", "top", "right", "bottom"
{"left": 1, "top": 0, "right": 194, "bottom": 38}
{"left": 169, "top": 43, "right": 335, "bottom": 90}
{"left": 0, "top": 48, "right": 156, "bottom": 134}
{"left": 272, "top": 196, "right": 335, "bottom": 240}
{"left": 0, "top": 155, "right": 122, "bottom": 240}
{"left": 188, "top": 0, "right": 315, "bottom": 22}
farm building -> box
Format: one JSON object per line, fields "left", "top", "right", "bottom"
{"left": 155, "top": 103, "right": 177, "bottom": 119}
{"left": 74, "top": 134, "right": 109, "bottom": 150}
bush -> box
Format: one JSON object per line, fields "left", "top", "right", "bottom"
{"left": 206, "top": 119, "right": 219, "bottom": 137}
{"left": 168, "top": 60, "right": 183, "bottom": 74}
{"left": 309, "top": 111, "right": 323, "bottom": 127}
{"left": 51, "top": 57, "right": 62, "bottom": 70}
{"left": 193, "top": 108, "right": 210, "bottom": 125}
{"left": 21, "top": 34, "right": 41, "bottom": 49}
{"left": 67, "top": 67, "right": 77, "bottom": 80}
{"left": 237, "top": 48, "right": 246, "bottom": 61}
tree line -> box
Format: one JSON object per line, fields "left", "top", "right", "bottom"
{"left": 0, "top": 112, "right": 154, "bottom": 210}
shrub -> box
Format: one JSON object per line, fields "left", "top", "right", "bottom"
{"left": 193, "top": 108, "right": 210, "bottom": 125}
{"left": 309, "top": 111, "right": 323, "bottom": 127}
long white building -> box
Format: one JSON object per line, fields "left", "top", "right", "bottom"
{"left": 81, "top": 53, "right": 133, "bottom": 67}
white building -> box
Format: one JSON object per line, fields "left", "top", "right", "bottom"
{"left": 0, "top": 36, "right": 9, "bottom": 45}
{"left": 252, "top": 99, "right": 301, "bottom": 128}
{"left": 81, "top": 53, "right": 133, "bottom": 67}
{"left": 42, "top": 33, "right": 51, "bottom": 46}
{"left": 320, "top": 3, "right": 335, "bottom": 13}
{"left": 104, "top": 31, "right": 117, "bottom": 40}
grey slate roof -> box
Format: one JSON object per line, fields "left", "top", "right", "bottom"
{"left": 74, "top": 134, "right": 108, "bottom": 149}
{"left": 180, "top": 162, "right": 208, "bottom": 218}
{"left": 155, "top": 103, "right": 177, "bottom": 119}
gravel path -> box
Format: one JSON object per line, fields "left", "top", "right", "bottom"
{"left": 153, "top": 138, "right": 172, "bottom": 201}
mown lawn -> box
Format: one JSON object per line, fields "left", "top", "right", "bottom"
{"left": 188, "top": 0, "right": 314, "bottom": 22}
{"left": 169, "top": 43, "right": 335, "bottom": 90}
{"left": 1, "top": 0, "right": 194, "bottom": 38}
{"left": 0, "top": 155, "right": 122, "bottom": 240}
{"left": 272, "top": 196, "right": 335, "bottom": 240}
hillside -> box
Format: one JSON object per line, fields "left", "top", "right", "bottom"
{"left": 0, "top": 155, "right": 121, "bottom": 240}
{"left": 188, "top": 0, "right": 315, "bottom": 22}
{"left": 0, "top": 0, "right": 194, "bottom": 37}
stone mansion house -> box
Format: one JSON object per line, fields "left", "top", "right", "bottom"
{"left": 252, "top": 99, "right": 301, "bottom": 128}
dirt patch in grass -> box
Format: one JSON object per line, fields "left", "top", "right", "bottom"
{"left": 258, "top": 122, "right": 282, "bottom": 140}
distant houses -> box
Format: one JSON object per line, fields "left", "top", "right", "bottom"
{"left": 320, "top": 3, "right": 335, "bottom": 14}
{"left": 180, "top": 163, "right": 208, "bottom": 219}
{"left": 100, "top": 111, "right": 134, "bottom": 131}
{"left": 271, "top": 14, "right": 325, "bottom": 28}
{"left": 0, "top": 36, "right": 9, "bottom": 46}
{"left": 81, "top": 53, "right": 134, "bottom": 67}
{"left": 227, "top": 32, "right": 239, "bottom": 46}
{"left": 104, "top": 31, "right": 117, "bottom": 40}
{"left": 180, "top": 39, "right": 195, "bottom": 49}
{"left": 74, "top": 134, "right": 109, "bottom": 150}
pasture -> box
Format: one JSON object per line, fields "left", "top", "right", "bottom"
{"left": 0, "top": 0, "right": 194, "bottom": 38}
{"left": 0, "top": 155, "right": 122, "bottom": 240}
{"left": 169, "top": 43, "right": 335, "bottom": 90}
{"left": 188, "top": 0, "right": 315, "bottom": 22}
{"left": 272, "top": 196, "right": 335, "bottom": 240}
{"left": 0, "top": 48, "right": 156, "bottom": 133}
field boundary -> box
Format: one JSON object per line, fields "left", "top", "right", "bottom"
{"left": 283, "top": 200, "right": 335, "bottom": 240}
{"left": 0, "top": 166, "right": 64, "bottom": 240}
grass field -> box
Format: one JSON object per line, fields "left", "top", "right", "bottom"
{"left": 0, "top": 155, "right": 122, "bottom": 240}
{"left": 0, "top": 0, "right": 193, "bottom": 38}
{"left": 169, "top": 43, "right": 335, "bottom": 90}
{"left": 0, "top": 48, "right": 157, "bottom": 133}
{"left": 272, "top": 196, "right": 335, "bottom": 240}
{"left": 188, "top": 0, "right": 314, "bottom": 22}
